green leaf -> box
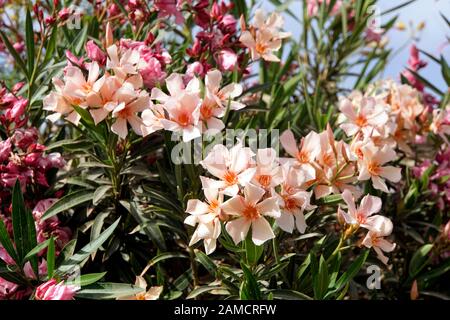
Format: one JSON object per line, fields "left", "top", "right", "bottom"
{"left": 66, "top": 272, "right": 107, "bottom": 287}
{"left": 195, "top": 250, "right": 217, "bottom": 276}
{"left": 187, "top": 286, "right": 224, "bottom": 299}
{"left": 57, "top": 218, "right": 120, "bottom": 275}
{"left": 409, "top": 244, "right": 434, "bottom": 278}
{"left": 24, "top": 239, "right": 51, "bottom": 261}
{"left": 25, "top": 8, "right": 35, "bottom": 76}
{"left": 75, "top": 282, "right": 144, "bottom": 300}
{"left": 440, "top": 56, "right": 450, "bottom": 86}
{"left": 313, "top": 255, "right": 329, "bottom": 299}
{"left": 47, "top": 237, "right": 56, "bottom": 280}
{"left": 0, "top": 219, "right": 19, "bottom": 264}
{"left": 141, "top": 252, "right": 188, "bottom": 274}
{"left": 42, "top": 190, "right": 94, "bottom": 221}
{"left": 245, "top": 235, "right": 264, "bottom": 266}
{"left": 93, "top": 185, "right": 112, "bottom": 205}
{"left": 11, "top": 181, "right": 37, "bottom": 272}
{"left": 239, "top": 262, "right": 261, "bottom": 300}
{"left": 269, "top": 289, "right": 313, "bottom": 300}
{"left": 329, "top": 250, "right": 369, "bottom": 297}
{"left": 120, "top": 200, "right": 167, "bottom": 251}
{"left": 0, "top": 30, "right": 29, "bottom": 78}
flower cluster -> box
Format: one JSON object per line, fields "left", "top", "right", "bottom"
{"left": 187, "top": 1, "right": 243, "bottom": 73}
{"left": 44, "top": 24, "right": 171, "bottom": 138}
{"left": 1, "top": 86, "right": 65, "bottom": 192}
{"left": 240, "top": 9, "right": 291, "bottom": 62}
{"left": 185, "top": 123, "right": 399, "bottom": 264}
{"left": 413, "top": 146, "right": 450, "bottom": 211}
{"left": 148, "top": 69, "right": 245, "bottom": 141}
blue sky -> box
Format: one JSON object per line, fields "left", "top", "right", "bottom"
{"left": 261, "top": 0, "right": 450, "bottom": 91}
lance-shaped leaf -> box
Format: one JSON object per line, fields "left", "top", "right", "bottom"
{"left": 56, "top": 218, "right": 120, "bottom": 275}
{"left": 42, "top": 189, "right": 94, "bottom": 221}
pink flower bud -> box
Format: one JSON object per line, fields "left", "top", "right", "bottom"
{"left": 58, "top": 8, "right": 71, "bottom": 21}
{"left": 35, "top": 279, "right": 77, "bottom": 300}
{"left": 86, "top": 40, "right": 106, "bottom": 65}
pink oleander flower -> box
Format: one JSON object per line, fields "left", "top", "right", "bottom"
{"left": 362, "top": 226, "right": 396, "bottom": 265}
{"left": 200, "top": 143, "right": 256, "bottom": 196}
{"left": 251, "top": 148, "right": 283, "bottom": 190}
{"left": 110, "top": 83, "right": 150, "bottom": 139}
{"left": 313, "top": 128, "right": 360, "bottom": 199}
{"left": 338, "top": 96, "right": 388, "bottom": 137}
{"left": 275, "top": 164, "right": 316, "bottom": 233}
{"left": 204, "top": 69, "right": 245, "bottom": 111}
{"left": 63, "top": 62, "right": 102, "bottom": 106}
{"left": 338, "top": 189, "right": 391, "bottom": 233}
{"left": 154, "top": 0, "right": 185, "bottom": 25}
{"left": 357, "top": 142, "right": 401, "bottom": 193}
{"left": 141, "top": 104, "right": 166, "bottom": 136}
{"left": 184, "top": 180, "right": 223, "bottom": 255}
{"left": 35, "top": 279, "right": 77, "bottom": 300}
{"left": 84, "top": 75, "right": 123, "bottom": 125}
{"left": 151, "top": 74, "right": 202, "bottom": 141}
{"left": 240, "top": 9, "right": 290, "bottom": 62}
{"left": 0, "top": 277, "right": 18, "bottom": 299}
{"left": 431, "top": 106, "right": 450, "bottom": 142}
{"left": 0, "top": 139, "right": 12, "bottom": 163}
{"left": 106, "top": 44, "right": 145, "bottom": 88}
{"left": 215, "top": 49, "right": 238, "bottom": 72}
{"left": 222, "top": 183, "right": 281, "bottom": 245}
{"left": 280, "top": 129, "right": 321, "bottom": 181}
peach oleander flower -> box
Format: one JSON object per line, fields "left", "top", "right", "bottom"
{"left": 280, "top": 129, "right": 321, "bottom": 181}
{"left": 44, "top": 77, "right": 82, "bottom": 125}
{"left": 106, "top": 44, "right": 145, "bottom": 88}
{"left": 338, "top": 189, "right": 391, "bottom": 233}
{"left": 275, "top": 164, "right": 316, "bottom": 233}
{"left": 151, "top": 74, "right": 202, "bottom": 142}
{"left": 85, "top": 75, "right": 123, "bottom": 124}
{"left": 357, "top": 142, "right": 401, "bottom": 193}
{"left": 338, "top": 95, "right": 388, "bottom": 137}
{"left": 117, "top": 276, "right": 162, "bottom": 300}
{"left": 205, "top": 69, "right": 245, "bottom": 111}
{"left": 240, "top": 9, "right": 290, "bottom": 62}
{"left": 251, "top": 148, "right": 283, "bottom": 191}
{"left": 141, "top": 103, "right": 166, "bottom": 136}
{"left": 361, "top": 217, "right": 396, "bottom": 265}
{"left": 430, "top": 106, "right": 450, "bottom": 143}
{"left": 200, "top": 143, "right": 256, "bottom": 196}
{"left": 151, "top": 73, "right": 200, "bottom": 104}
{"left": 110, "top": 83, "right": 151, "bottom": 139}
{"left": 184, "top": 185, "right": 223, "bottom": 255}
{"left": 222, "top": 183, "right": 281, "bottom": 245}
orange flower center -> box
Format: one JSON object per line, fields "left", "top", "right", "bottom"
{"left": 242, "top": 204, "right": 260, "bottom": 221}
{"left": 283, "top": 196, "right": 298, "bottom": 211}
{"left": 209, "top": 199, "right": 219, "bottom": 213}
{"left": 356, "top": 212, "right": 366, "bottom": 224}
{"left": 368, "top": 162, "right": 380, "bottom": 175}
{"left": 296, "top": 151, "right": 309, "bottom": 163}
{"left": 256, "top": 43, "right": 267, "bottom": 54}
{"left": 355, "top": 114, "right": 367, "bottom": 127}
{"left": 257, "top": 175, "right": 272, "bottom": 188}
{"left": 223, "top": 171, "right": 238, "bottom": 186}
{"left": 177, "top": 112, "right": 190, "bottom": 126}
{"left": 200, "top": 103, "right": 214, "bottom": 120}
